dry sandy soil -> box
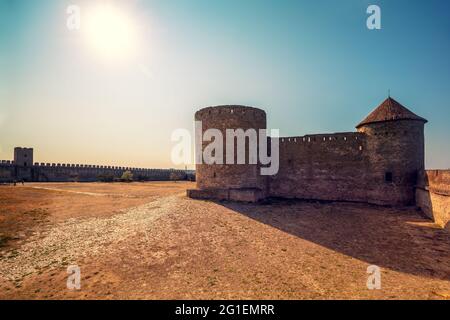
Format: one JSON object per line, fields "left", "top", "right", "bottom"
{"left": 0, "top": 182, "right": 449, "bottom": 300}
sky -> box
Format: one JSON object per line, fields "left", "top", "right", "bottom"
{"left": 0, "top": 0, "right": 449, "bottom": 169}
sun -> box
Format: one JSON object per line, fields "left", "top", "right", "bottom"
{"left": 83, "top": 4, "right": 138, "bottom": 62}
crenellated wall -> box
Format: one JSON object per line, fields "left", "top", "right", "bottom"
{"left": 0, "top": 161, "right": 187, "bottom": 183}
{"left": 0, "top": 161, "right": 15, "bottom": 182}
{"left": 269, "top": 132, "right": 368, "bottom": 202}
{"left": 416, "top": 170, "right": 450, "bottom": 229}
{"left": 189, "top": 103, "right": 427, "bottom": 207}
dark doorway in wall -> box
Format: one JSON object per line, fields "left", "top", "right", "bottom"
{"left": 24, "top": 162, "right": 28, "bottom": 167}
{"left": 385, "top": 172, "right": 393, "bottom": 183}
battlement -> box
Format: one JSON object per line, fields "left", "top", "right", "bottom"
{"left": 0, "top": 160, "right": 14, "bottom": 166}
{"left": 0, "top": 156, "right": 188, "bottom": 183}
{"left": 280, "top": 132, "right": 363, "bottom": 142}
{"left": 195, "top": 105, "right": 266, "bottom": 122}
{"left": 279, "top": 132, "right": 365, "bottom": 147}
{"left": 6, "top": 161, "right": 185, "bottom": 173}
{"left": 277, "top": 132, "right": 367, "bottom": 160}
{"left": 14, "top": 147, "right": 33, "bottom": 152}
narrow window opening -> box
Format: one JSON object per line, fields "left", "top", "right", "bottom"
{"left": 385, "top": 172, "right": 393, "bottom": 183}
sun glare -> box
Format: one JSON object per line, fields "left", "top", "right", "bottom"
{"left": 83, "top": 4, "right": 138, "bottom": 62}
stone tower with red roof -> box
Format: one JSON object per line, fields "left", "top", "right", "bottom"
{"left": 356, "top": 97, "right": 427, "bottom": 205}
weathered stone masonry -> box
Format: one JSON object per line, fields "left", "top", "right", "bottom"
{"left": 0, "top": 147, "right": 187, "bottom": 183}
{"left": 416, "top": 170, "right": 450, "bottom": 230}
{"left": 188, "top": 97, "right": 436, "bottom": 208}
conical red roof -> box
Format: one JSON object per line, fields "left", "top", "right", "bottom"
{"left": 356, "top": 97, "right": 427, "bottom": 128}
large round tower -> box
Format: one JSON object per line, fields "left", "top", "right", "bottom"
{"left": 188, "top": 105, "right": 267, "bottom": 202}
{"left": 356, "top": 97, "right": 427, "bottom": 205}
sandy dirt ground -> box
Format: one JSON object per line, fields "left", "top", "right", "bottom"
{"left": 0, "top": 182, "right": 449, "bottom": 300}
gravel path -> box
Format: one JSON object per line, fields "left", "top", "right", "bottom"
{"left": 29, "top": 186, "right": 141, "bottom": 198}
{"left": 0, "top": 195, "right": 179, "bottom": 283}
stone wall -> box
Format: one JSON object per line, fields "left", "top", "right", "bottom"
{"left": 416, "top": 170, "right": 450, "bottom": 229}
{"left": 189, "top": 104, "right": 426, "bottom": 206}
{"left": 0, "top": 162, "right": 15, "bottom": 182}
{"left": 252, "top": 121, "right": 425, "bottom": 207}
{"left": 0, "top": 161, "right": 187, "bottom": 183}
{"left": 269, "top": 132, "right": 369, "bottom": 202}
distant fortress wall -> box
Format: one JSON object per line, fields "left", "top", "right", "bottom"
{"left": 0, "top": 159, "right": 189, "bottom": 183}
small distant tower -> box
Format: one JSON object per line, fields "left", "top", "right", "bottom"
{"left": 14, "top": 147, "right": 34, "bottom": 167}
{"left": 356, "top": 97, "right": 427, "bottom": 205}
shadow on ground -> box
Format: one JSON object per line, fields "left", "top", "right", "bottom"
{"left": 217, "top": 199, "right": 450, "bottom": 281}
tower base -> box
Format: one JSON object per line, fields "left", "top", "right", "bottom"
{"left": 187, "top": 188, "right": 265, "bottom": 203}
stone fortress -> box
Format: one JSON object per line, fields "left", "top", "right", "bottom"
{"left": 0, "top": 96, "right": 447, "bottom": 229}
{"left": 0, "top": 148, "right": 189, "bottom": 183}
{"left": 188, "top": 97, "right": 450, "bottom": 229}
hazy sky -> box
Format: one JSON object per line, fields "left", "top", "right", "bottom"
{"left": 1, "top": 0, "right": 449, "bottom": 169}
